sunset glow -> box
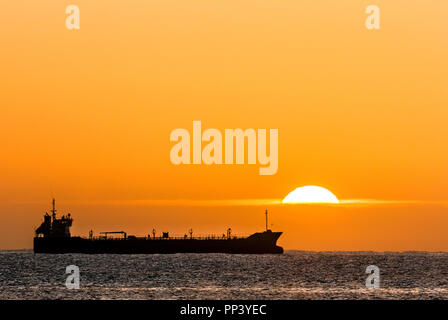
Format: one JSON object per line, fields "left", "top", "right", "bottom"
{"left": 0, "top": 1, "right": 448, "bottom": 251}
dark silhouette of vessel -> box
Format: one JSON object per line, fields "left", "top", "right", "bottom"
{"left": 33, "top": 200, "right": 283, "bottom": 254}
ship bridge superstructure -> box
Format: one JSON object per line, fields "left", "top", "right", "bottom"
{"left": 35, "top": 199, "right": 73, "bottom": 238}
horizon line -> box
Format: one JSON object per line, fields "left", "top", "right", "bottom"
{"left": 9, "top": 198, "right": 448, "bottom": 207}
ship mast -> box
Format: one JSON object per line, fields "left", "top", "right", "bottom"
{"left": 265, "top": 209, "right": 268, "bottom": 231}
{"left": 51, "top": 198, "right": 56, "bottom": 220}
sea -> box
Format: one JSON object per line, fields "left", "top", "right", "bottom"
{"left": 1, "top": 250, "right": 447, "bottom": 299}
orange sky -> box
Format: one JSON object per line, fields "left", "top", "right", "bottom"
{"left": 1, "top": 1, "right": 447, "bottom": 250}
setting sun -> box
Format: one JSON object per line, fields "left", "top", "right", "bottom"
{"left": 282, "top": 186, "right": 339, "bottom": 204}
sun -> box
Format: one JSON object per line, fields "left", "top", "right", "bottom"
{"left": 282, "top": 186, "right": 339, "bottom": 204}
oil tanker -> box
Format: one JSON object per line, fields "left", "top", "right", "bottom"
{"left": 33, "top": 200, "right": 283, "bottom": 254}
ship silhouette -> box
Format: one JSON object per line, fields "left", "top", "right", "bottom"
{"left": 33, "top": 199, "right": 283, "bottom": 254}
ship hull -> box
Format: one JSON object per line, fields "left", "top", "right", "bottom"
{"left": 33, "top": 232, "right": 283, "bottom": 254}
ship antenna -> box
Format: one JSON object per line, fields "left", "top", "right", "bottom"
{"left": 51, "top": 198, "right": 57, "bottom": 220}
{"left": 265, "top": 209, "right": 268, "bottom": 231}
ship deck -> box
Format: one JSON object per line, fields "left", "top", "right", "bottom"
{"left": 89, "top": 235, "right": 249, "bottom": 241}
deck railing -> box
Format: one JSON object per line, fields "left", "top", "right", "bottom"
{"left": 89, "top": 235, "right": 248, "bottom": 241}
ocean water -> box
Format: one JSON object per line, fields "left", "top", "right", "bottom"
{"left": 0, "top": 250, "right": 447, "bottom": 299}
